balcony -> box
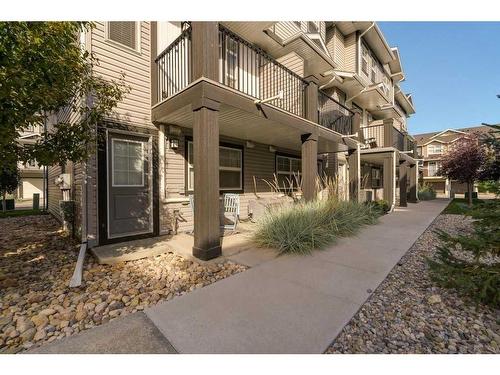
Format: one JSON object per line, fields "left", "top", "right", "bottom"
{"left": 155, "top": 24, "right": 307, "bottom": 118}
{"left": 362, "top": 120, "right": 414, "bottom": 154}
{"left": 154, "top": 24, "right": 354, "bottom": 136}
{"left": 318, "top": 90, "right": 354, "bottom": 135}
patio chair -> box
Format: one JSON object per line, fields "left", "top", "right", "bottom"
{"left": 223, "top": 193, "right": 240, "bottom": 231}
{"left": 188, "top": 194, "right": 194, "bottom": 234}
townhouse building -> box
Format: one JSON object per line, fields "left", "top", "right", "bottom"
{"left": 16, "top": 125, "right": 46, "bottom": 203}
{"left": 47, "top": 21, "right": 417, "bottom": 260}
{"left": 414, "top": 124, "right": 498, "bottom": 197}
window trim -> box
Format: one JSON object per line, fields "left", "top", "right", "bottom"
{"left": 111, "top": 138, "right": 145, "bottom": 187}
{"left": 371, "top": 167, "right": 382, "bottom": 188}
{"left": 105, "top": 21, "right": 141, "bottom": 54}
{"left": 185, "top": 139, "right": 244, "bottom": 193}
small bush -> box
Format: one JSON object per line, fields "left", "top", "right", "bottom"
{"left": 366, "top": 199, "right": 390, "bottom": 214}
{"left": 427, "top": 200, "right": 500, "bottom": 307}
{"left": 253, "top": 199, "right": 381, "bottom": 255}
{"left": 418, "top": 184, "right": 437, "bottom": 200}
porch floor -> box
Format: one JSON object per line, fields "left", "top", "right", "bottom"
{"left": 91, "top": 221, "right": 278, "bottom": 266}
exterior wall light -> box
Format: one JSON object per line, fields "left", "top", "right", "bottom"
{"left": 169, "top": 138, "right": 179, "bottom": 150}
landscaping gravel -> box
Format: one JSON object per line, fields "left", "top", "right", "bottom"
{"left": 0, "top": 215, "right": 246, "bottom": 353}
{"left": 326, "top": 214, "right": 500, "bottom": 354}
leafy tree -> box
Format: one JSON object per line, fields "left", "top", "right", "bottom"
{"left": 0, "top": 163, "right": 20, "bottom": 212}
{"left": 0, "top": 21, "right": 129, "bottom": 169}
{"left": 439, "top": 133, "right": 486, "bottom": 207}
{"left": 478, "top": 125, "right": 500, "bottom": 195}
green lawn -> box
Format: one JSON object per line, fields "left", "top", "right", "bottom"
{"left": 0, "top": 209, "right": 47, "bottom": 218}
{"left": 442, "top": 198, "right": 484, "bottom": 215}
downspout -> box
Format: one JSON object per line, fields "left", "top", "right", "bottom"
{"left": 69, "top": 28, "right": 90, "bottom": 288}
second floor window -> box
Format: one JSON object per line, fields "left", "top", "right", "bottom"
{"left": 428, "top": 144, "right": 444, "bottom": 154}
{"left": 361, "top": 44, "right": 369, "bottom": 75}
{"left": 108, "top": 22, "right": 139, "bottom": 51}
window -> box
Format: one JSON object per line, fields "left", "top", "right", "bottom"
{"left": 371, "top": 167, "right": 382, "bottom": 188}
{"left": 370, "top": 57, "right": 377, "bottom": 83}
{"left": 428, "top": 144, "right": 444, "bottom": 154}
{"left": 107, "top": 22, "right": 139, "bottom": 51}
{"left": 307, "top": 22, "right": 319, "bottom": 34}
{"left": 187, "top": 142, "right": 243, "bottom": 191}
{"left": 112, "top": 139, "right": 144, "bottom": 186}
{"left": 276, "top": 155, "right": 301, "bottom": 189}
{"left": 428, "top": 161, "right": 441, "bottom": 177}
{"left": 293, "top": 21, "right": 302, "bottom": 28}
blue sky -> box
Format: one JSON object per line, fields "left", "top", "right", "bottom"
{"left": 378, "top": 22, "right": 500, "bottom": 135}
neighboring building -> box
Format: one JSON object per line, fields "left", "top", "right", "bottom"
{"left": 413, "top": 124, "right": 498, "bottom": 197}
{"left": 16, "top": 125, "right": 45, "bottom": 203}
{"left": 47, "top": 21, "right": 417, "bottom": 260}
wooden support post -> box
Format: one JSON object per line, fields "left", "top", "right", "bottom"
{"left": 301, "top": 133, "right": 318, "bottom": 202}
{"left": 347, "top": 145, "right": 361, "bottom": 202}
{"left": 191, "top": 22, "right": 219, "bottom": 81}
{"left": 192, "top": 106, "right": 221, "bottom": 260}
{"left": 383, "top": 118, "right": 394, "bottom": 148}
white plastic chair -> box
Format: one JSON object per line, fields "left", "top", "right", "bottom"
{"left": 223, "top": 193, "right": 240, "bottom": 231}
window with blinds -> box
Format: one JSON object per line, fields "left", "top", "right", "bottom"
{"left": 108, "top": 22, "right": 138, "bottom": 51}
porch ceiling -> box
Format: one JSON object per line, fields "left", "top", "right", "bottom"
{"left": 153, "top": 79, "right": 354, "bottom": 154}
{"left": 157, "top": 103, "right": 349, "bottom": 154}
{"left": 370, "top": 105, "right": 401, "bottom": 120}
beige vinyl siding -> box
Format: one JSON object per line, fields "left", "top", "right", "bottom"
{"left": 330, "top": 27, "right": 345, "bottom": 69}
{"left": 276, "top": 52, "right": 304, "bottom": 77}
{"left": 319, "top": 22, "right": 326, "bottom": 44}
{"left": 90, "top": 22, "right": 154, "bottom": 129}
{"left": 271, "top": 22, "right": 301, "bottom": 41}
{"left": 344, "top": 32, "right": 357, "bottom": 72}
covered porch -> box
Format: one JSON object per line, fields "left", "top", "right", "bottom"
{"left": 151, "top": 22, "right": 362, "bottom": 260}
{"left": 360, "top": 148, "right": 418, "bottom": 210}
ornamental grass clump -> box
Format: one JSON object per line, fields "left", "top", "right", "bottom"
{"left": 253, "top": 199, "right": 381, "bottom": 255}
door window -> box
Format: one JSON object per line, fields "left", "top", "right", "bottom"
{"left": 112, "top": 139, "right": 144, "bottom": 187}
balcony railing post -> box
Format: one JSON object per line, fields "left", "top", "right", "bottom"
{"left": 191, "top": 22, "right": 219, "bottom": 81}
{"left": 383, "top": 118, "right": 394, "bottom": 148}
{"left": 304, "top": 75, "right": 319, "bottom": 123}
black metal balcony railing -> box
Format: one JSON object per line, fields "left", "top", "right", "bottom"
{"left": 317, "top": 91, "right": 354, "bottom": 135}
{"left": 155, "top": 25, "right": 308, "bottom": 118}
{"left": 155, "top": 27, "right": 192, "bottom": 101}
{"left": 218, "top": 25, "right": 307, "bottom": 117}
{"left": 393, "top": 127, "right": 405, "bottom": 151}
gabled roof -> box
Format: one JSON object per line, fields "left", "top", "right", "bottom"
{"left": 413, "top": 124, "right": 498, "bottom": 146}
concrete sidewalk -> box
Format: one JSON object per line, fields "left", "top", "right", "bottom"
{"left": 145, "top": 199, "right": 449, "bottom": 353}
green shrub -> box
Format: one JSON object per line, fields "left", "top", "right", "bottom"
{"left": 253, "top": 199, "right": 381, "bottom": 255}
{"left": 366, "top": 199, "right": 390, "bottom": 214}
{"left": 427, "top": 200, "right": 500, "bottom": 307}
{"left": 418, "top": 184, "right": 437, "bottom": 200}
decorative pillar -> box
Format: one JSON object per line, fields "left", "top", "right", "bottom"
{"left": 301, "top": 133, "right": 318, "bottom": 202}
{"left": 347, "top": 144, "right": 361, "bottom": 202}
{"left": 409, "top": 163, "right": 418, "bottom": 203}
{"left": 399, "top": 161, "right": 408, "bottom": 207}
{"left": 352, "top": 113, "right": 362, "bottom": 142}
